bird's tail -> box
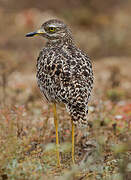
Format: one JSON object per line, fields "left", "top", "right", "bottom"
{"left": 66, "top": 104, "right": 88, "bottom": 127}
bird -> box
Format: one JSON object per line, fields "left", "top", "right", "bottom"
{"left": 25, "top": 19, "right": 93, "bottom": 166}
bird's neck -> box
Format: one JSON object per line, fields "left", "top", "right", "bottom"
{"left": 46, "top": 36, "right": 75, "bottom": 48}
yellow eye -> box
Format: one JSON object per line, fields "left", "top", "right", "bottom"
{"left": 49, "top": 27, "right": 55, "bottom": 32}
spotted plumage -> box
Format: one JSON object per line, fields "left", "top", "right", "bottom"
{"left": 27, "top": 19, "right": 93, "bottom": 126}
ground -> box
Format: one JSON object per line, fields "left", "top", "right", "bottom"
{"left": 0, "top": 1, "right": 131, "bottom": 180}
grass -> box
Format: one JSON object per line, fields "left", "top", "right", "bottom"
{"left": 0, "top": 96, "right": 130, "bottom": 179}
{"left": 0, "top": 2, "right": 131, "bottom": 179}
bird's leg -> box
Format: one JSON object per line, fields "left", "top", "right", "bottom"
{"left": 53, "top": 104, "right": 61, "bottom": 167}
{"left": 71, "top": 120, "right": 75, "bottom": 164}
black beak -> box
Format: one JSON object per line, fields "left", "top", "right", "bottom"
{"left": 25, "top": 29, "right": 45, "bottom": 37}
{"left": 25, "top": 31, "right": 38, "bottom": 37}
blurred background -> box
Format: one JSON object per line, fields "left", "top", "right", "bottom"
{"left": 0, "top": 0, "right": 131, "bottom": 105}
{"left": 0, "top": 1, "right": 131, "bottom": 179}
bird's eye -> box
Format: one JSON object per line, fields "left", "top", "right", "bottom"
{"left": 49, "top": 27, "right": 55, "bottom": 32}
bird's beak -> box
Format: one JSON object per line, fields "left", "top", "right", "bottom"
{"left": 25, "top": 29, "right": 45, "bottom": 37}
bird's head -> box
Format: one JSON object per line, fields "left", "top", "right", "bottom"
{"left": 26, "top": 19, "right": 72, "bottom": 42}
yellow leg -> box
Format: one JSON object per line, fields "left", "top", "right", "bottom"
{"left": 53, "top": 104, "right": 61, "bottom": 167}
{"left": 71, "top": 120, "right": 75, "bottom": 164}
